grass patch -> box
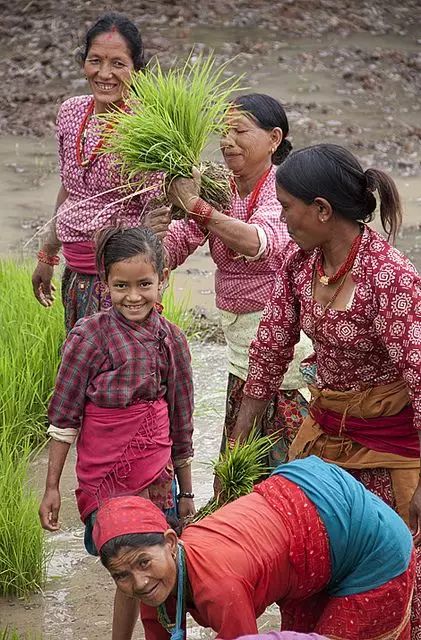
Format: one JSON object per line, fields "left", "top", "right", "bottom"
{"left": 0, "top": 629, "right": 41, "bottom": 640}
{"left": 0, "top": 259, "right": 64, "bottom": 449}
{"left": 0, "top": 433, "right": 47, "bottom": 597}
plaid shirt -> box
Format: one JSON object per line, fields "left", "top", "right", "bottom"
{"left": 164, "top": 166, "right": 291, "bottom": 314}
{"left": 48, "top": 307, "right": 194, "bottom": 459}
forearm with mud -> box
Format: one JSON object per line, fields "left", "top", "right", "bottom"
{"left": 39, "top": 184, "right": 67, "bottom": 255}
{"left": 231, "top": 395, "right": 270, "bottom": 441}
{"left": 205, "top": 208, "right": 261, "bottom": 257}
{"left": 44, "top": 439, "right": 70, "bottom": 489}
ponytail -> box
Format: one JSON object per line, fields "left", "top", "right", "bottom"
{"left": 364, "top": 168, "right": 402, "bottom": 242}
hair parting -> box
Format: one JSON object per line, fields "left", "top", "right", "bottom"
{"left": 95, "top": 226, "right": 165, "bottom": 280}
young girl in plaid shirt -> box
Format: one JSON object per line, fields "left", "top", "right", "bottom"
{"left": 39, "top": 227, "right": 195, "bottom": 637}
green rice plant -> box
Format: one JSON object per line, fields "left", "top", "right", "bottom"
{"left": 0, "top": 431, "right": 47, "bottom": 597}
{"left": 192, "top": 428, "right": 279, "bottom": 521}
{"left": 101, "top": 54, "right": 243, "bottom": 216}
{"left": 162, "top": 276, "right": 195, "bottom": 336}
{"left": 0, "top": 628, "right": 42, "bottom": 639}
{"left": 0, "top": 259, "right": 64, "bottom": 450}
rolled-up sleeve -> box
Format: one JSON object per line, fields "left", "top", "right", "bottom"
{"left": 164, "top": 219, "right": 207, "bottom": 270}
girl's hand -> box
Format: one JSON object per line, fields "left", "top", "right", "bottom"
{"left": 167, "top": 169, "right": 201, "bottom": 212}
{"left": 32, "top": 263, "right": 56, "bottom": 307}
{"left": 178, "top": 497, "right": 195, "bottom": 527}
{"left": 39, "top": 488, "right": 61, "bottom": 531}
{"left": 143, "top": 205, "right": 172, "bottom": 240}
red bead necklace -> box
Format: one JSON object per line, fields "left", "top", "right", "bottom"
{"left": 76, "top": 99, "right": 122, "bottom": 168}
{"left": 316, "top": 231, "right": 362, "bottom": 286}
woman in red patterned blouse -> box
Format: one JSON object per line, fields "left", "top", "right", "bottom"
{"left": 31, "top": 13, "right": 166, "bottom": 333}
{"left": 232, "top": 143, "right": 421, "bottom": 638}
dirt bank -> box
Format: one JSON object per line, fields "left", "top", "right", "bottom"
{"left": 1, "top": 0, "right": 420, "bottom": 176}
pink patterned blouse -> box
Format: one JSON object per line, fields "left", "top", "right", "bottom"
{"left": 163, "top": 167, "right": 291, "bottom": 314}
{"left": 55, "top": 95, "right": 163, "bottom": 243}
{"left": 244, "top": 226, "right": 421, "bottom": 429}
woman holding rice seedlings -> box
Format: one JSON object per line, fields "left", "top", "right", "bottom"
{"left": 148, "top": 93, "right": 312, "bottom": 471}
{"left": 231, "top": 144, "right": 421, "bottom": 636}
{"left": 39, "top": 227, "right": 194, "bottom": 638}
{"left": 31, "top": 12, "right": 167, "bottom": 333}
{"left": 93, "top": 457, "right": 415, "bottom": 640}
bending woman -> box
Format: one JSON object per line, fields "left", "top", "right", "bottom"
{"left": 232, "top": 144, "right": 421, "bottom": 636}
{"left": 94, "top": 456, "right": 415, "bottom": 640}
{"left": 31, "top": 12, "right": 167, "bottom": 333}
{"left": 148, "top": 94, "right": 312, "bottom": 468}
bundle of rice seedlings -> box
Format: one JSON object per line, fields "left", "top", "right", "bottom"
{"left": 192, "top": 428, "right": 279, "bottom": 522}
{"left": 100, "top": 54, "right": 243, "bottom": 218}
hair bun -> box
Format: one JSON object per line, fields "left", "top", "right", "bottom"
{"left": 273, "top": 138, "right": 292, "bottom": 165}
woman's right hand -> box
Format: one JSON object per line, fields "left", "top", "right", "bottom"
{"left": 32, "top": 262, "right": 56, "bottom": 307}
{"left": 39, "top": 487, "right": 61, "bottom": 531}
{"left": 143, "top": 206, "right": 172, "bottom": 240}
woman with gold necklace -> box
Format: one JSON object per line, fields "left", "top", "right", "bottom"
{"left": 232, "top": 144, "right": 421, "bottom": 637}
{"left": 31, "top": 12, "right": 167, "bottom": 333}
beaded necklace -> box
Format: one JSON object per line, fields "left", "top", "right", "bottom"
{"left": 157, "top": 543, "right": 187, "bottom": 640}
{"left": 75, "top": 99, "right": 104, "bottom": 168}
{"left": 315, "top": 231, "right": 362, "bottom": 286}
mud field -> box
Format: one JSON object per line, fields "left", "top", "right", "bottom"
{"left": 0, "top": 1, "right": 420, "bottom": 637}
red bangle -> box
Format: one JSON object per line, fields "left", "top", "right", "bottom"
{"left": 227, "top": 437, "right": 237, "bottom": 450}
{"left": 189, "top": 198, "right": 213, "bottom": 227}
{"left": 37, "top": 250, "right": 60, "bottom": 266}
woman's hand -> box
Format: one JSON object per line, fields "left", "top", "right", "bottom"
{"left": 178, "top": 497, "right": 195, "bottom": 527}
{"left": 39, "top": 487, "right": 61, "bottom": 531}
{"left": 409, "top": 482, "right": 421, "bottom": 546}
{"left": 167, "top": 169, "right": 201, "bottom": 212}
{"left": 32, "top": 262, "right": 56, "bottom": 307}
{"left": 143, "top": 205, "right": 172, "bottom": 240}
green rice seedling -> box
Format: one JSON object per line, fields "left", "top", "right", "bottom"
{"left": 192, "top": 428, "right": 279, "bottom": 522}
{"left": 0, "top": 628, "right": 42, "bottom": 640}
{"left": 0, "top": 432, "right": 47, "bottom": 596}
{"left": 0, "top": 259, "right": 64, "bottom": 450}
{"left": 100, "top": 55, "right": 243, "bottom": 217}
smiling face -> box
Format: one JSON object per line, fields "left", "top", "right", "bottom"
{"left": 107, "top": 535, "right": 178, "bottom": 607}
{"left": 220, "top": 109, "right": 280, "bottom": 177}
{"left": 276, "top": 183, "right": 330, "bottom": 251}
{"left": 84, "top": 31, "right": 134, "bottom": 112}
{"left": 107, "top": 255, "right": 165, "bottom": 323}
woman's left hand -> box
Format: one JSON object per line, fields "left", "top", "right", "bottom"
{"left": 409, "top": 483, "right": 421, "bottom": 546}
{"left": 167, "top": 169, "right": 201, "bottom": 212}
{"left": 178, "top": 497, "right": 196, "bottom": 527}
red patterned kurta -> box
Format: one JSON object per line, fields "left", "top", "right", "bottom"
{"left": 163, "top": 166, "right": 291, "bottom": 314}
{"left": 244, "top": 226, "right": 421, "bottom": 430}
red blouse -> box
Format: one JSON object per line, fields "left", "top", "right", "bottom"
{"left": 244, "top": 226, "right": 421, "bottom": 429}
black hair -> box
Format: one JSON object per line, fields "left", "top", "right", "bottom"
{"left": 95, "top": 226, "right": 165, "bottom": 280}
{"left": 276, "top": 143, "right": 402, "bottom": 242}
{"left": 233, "top": 93, "right": 292, "bottom": 165}
{"left": 79, "top": 12, "right": 145, "bottom": 71}
{"left": 100, "top": 533, "right": 165, "bottom": 569}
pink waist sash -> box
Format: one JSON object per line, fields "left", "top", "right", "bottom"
{"left": 62, "top": 241, "right": 97, "bottom": 275}
{"left": 310, "top": 404, "right": 419, "bottom": 458}
{"left": 76, "top": 398, "right": 171, "bottom": 521}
